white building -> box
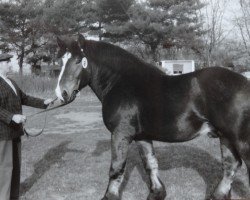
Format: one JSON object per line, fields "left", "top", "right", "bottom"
{"left": 157, "top": 60, "right": 195, "bottom": 75}
{"left": 242, "top": 71, "right": 250, "bottom": 79}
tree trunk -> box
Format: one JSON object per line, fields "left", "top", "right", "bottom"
{"left": 150, "top": 46, "right": 158, "bottom": 63}
{"left": 207, "top": 51, "right": 211, "bottom": 67}
{"left": 19, "top": 46, "right": 25, "bottom": 76}
{"left": 98, "top": 21, "right": 102, "bottom": 41}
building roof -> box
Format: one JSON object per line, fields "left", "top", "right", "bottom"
{"left": 161, "top": 60, "right": 194, "bottom": 63}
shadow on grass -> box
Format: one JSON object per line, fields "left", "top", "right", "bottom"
{"left": 92, "top": 140, "right": 249, "bottom": 199}
{"left": 91, "top": 140, "right": 111, "bottom": 157}
{"left": 20, "top": 140, "right": 84, "bottom": 195}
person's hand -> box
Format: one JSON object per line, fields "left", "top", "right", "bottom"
{"left": 12, "top": 114, "right": 26, "bottom": 124}
{"left": 44, "top": 98, "right": 54, "bottom": 105}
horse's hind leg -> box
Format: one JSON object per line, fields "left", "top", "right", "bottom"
{"left": 102, "top": 129, "right": 133, "bottom": 200}
{"left": 136, "top": 140, "right": 166, "bottom": 200}
{"left": 236, "top": 139, "right": 250, "bottom": 187}
{"left": 212, "top": 137, "right": 242, "bottom": 199}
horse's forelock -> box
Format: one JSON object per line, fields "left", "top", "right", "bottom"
{"left": 57, "top": 37, "right": 84, "bottom": 64}
{"left": 69, "top": 41, "right": 83, "bottom": 60}
{"left": 57, "top": 48, "right": 66, "bottom": 59}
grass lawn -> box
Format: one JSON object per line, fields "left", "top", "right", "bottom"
{"left": 19, "top": 91, "right": 250, "bottom": 200}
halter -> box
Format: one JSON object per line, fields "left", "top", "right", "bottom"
{"left": 23, "top": 89, "right": 79, "bottom": 137}
{"left": 25, "top": 38, "right": 90, "bottom": 137}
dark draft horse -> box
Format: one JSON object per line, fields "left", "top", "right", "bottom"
{"left": 55, "top": 34, "right": 250, "bottom": 200}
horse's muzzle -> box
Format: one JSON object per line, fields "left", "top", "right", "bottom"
{"left": 61, "top": 89, "right": 79, "bottom": 104}
{"left": 68, "top": 90, "right": 79, "bottom": 103}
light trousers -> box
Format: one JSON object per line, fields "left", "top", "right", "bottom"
{"left": 0, "top": 140, "right": 12, "bottom": 200}
{"left": 0, "top": 139, "right": 21, "bottom": 200}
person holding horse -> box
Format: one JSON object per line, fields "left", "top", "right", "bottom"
{"left": 0, "top": 53, "right": 53, "bottom": 200}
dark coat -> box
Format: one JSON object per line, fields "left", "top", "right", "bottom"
{"left": 0, "top": 77, "right": 47, "bottom": 140}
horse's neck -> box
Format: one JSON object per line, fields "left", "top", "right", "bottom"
{"left": 88, "top": 61, "right": 120, "bottom": 102}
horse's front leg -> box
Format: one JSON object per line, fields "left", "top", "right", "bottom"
{"left": 136, "top": 139, "right": 166, "bottom": 200}
{"left": 102, "top": 129, "right": 133, "bottom": 200}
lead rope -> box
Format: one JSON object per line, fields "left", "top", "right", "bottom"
{"left": 23, "top": 89, "right": 79, "bottom": 137}
{"left": 23, "top": 97, "right": 58, "bottom": 137}
{"left": 24, "top": 108, "right": 48, "bottom": 137}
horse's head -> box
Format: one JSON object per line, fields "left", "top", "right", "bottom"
{"left": 55, "top": 35, "right": 90, "bottom": 103}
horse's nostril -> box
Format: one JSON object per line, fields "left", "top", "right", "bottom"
{"left": 62, "top": 90, "right": 68, "bottom": 99}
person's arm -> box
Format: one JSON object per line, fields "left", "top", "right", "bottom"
{"left": 0, "top": 107, "right": 26, "bottom": 125}
{"left": 0, "top": 106, "right": 14, "bottom": 124}
{"left": 10, "top": 79, "right": 52, "bottom": 109}
{"left": 20, "top": 90, "right": 48, "bottom": 109}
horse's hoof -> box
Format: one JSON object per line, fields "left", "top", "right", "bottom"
{"left": 147, "top": 190, "right": 166, "bottom": 200}
{"left": 211, "top": 189, "right": 231, "bottom": 200}
{"left": 101, "top": 193, "right": 120, "bottom": 200}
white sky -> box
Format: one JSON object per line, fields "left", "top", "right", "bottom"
{"left": 201, "top": 0, "right": 242, "bottom": 39}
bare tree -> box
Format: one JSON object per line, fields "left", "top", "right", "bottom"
{"left": 235, "top": 0, "right": 250, "bottom": 58}
{"left": 200, "top": 0, "right": 230, "bottom": 67}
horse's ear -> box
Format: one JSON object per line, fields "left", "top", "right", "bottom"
{"left": 70, "top": 41, "right": 83, "bottom": 63}
{"left": 78, "top": 33, "right": 85, "bottom": 46}
{"left": 57, "top": 36, "right": 66, "bottom": 49}
{"left": 56, "top": 36, "right": 67, "bottom": 58}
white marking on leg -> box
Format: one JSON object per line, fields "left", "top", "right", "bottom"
{"left": 108, "top": 174, "right": 124, "bottom": 196}
{"left": 55, "top": 53, "right": 71, "bottom": 101}
{"left": 151, "top": 169, "right": 161, "bottom": 190}
{"left": 214, "top": 139, "right": 240, "bottom": 198}
{"left": 198, "top": 122, "right": 211, "bottom": 136}
{"left": 148, "top": 153, "right": 162, "bottom": 190}
{"left": 215, "top": 177, "right": 233, "bottom": 196}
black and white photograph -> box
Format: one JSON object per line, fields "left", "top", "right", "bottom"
{"left": 1, "top": 0, "right": 250, "bottom": 199}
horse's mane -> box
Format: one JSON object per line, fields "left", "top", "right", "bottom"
{"left": 83, "top": 40, "right": 165, "bottom": 76}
